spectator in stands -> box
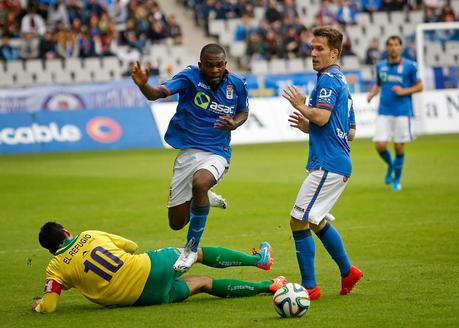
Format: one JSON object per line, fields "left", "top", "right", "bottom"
{"left": 336, "top": 0, "right": 357, "bottom": 25}
{"left": 78, "top": 31, "right": 96, "bottom": 58}
{"left": 341, "top": 34, "right": 356, "bottom": 57}
{"left": 108, "top": 0, "right": 128, "bottom": 24}
{"left": 147, "top": 18, "right": 167, "bottom": 44}
{"left": 316, "top": 0, "right": 337, "bottom": 25}
{"left": 47, "top": 0, "right": 70, "bottom": 29}
{"left": 265, "top": 0, "right": 282, "bottom": 24}
{"left": 66, "top": 0, "right": 83, "bottom": 23}
{"left": 234, "top": 13, "right": 252, "bottom": 42}
{"left": 83, "top": 0, "right": 105, "bottom": 23}
{"left": 39, "top": 30, "right": 58, "bottom": 59}
{"left": 88, "top": 14, "right": 100, "bottom": 37}
{"left": 264, "top": 29, "right": 282, "bottom": 59}
{"left": 2, "top": 11, "right": 21, "bottom": 38}
{"left": 284, "top": 26, "right": 300, "bottom": 59}
{"left": 361, "top": 0, "right": 382, "bottom": 12}
{"left": 56, "top": 29, "right": 79, "bottom": 58}
{"left": 234, "top": 0, "right": 255, "bottom": 18}
{"left": 19, "top": 31, "right": 40, "bottom": 60}
{"left": 297, "top": 28, "right": 312, "bottom": 58}
{"left": 424, "top": 5, "right": 438, "bottom": 22}
{"left": 402, "top": 38, "right": 416, "bottom": 61}
{"left": 282, "top": 0, "right": 299, "bottom": 21}
{"left": 246, "top": 31, "right": 265, "bottom": 60}
{"left": 365, "top": 37, "right": 380, "bottom": 65}
{"left": 381, "top": 0, "right": 405, "bottom": 11}
{"left": 21, "top": 6, "right": 47, "bottom": 36}
{"left": 439, "top": 2, "right": 456, "bottom": 22}
{"left": 0, "top": 34, "right": 19, "bottom": 61}
{"left": 167, "top": 14, "right": 183, "bottom": 45}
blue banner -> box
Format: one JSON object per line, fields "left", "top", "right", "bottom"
{"left": 0, "top": 108, "right": 163, "bottom": 154}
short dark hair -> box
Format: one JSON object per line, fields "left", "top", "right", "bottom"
{"left": 386, "top": 35, "right": 402, "bottom": 46}
{"left": 200, "top": 43, "right": 226, "bottom": 60}
{"left": 39, "top": 222, "right": 66, "bottom": 254}
{"left": 312, "top": 26, "right": 343, "bottom": 57}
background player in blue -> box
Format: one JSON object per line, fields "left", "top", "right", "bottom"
{"left": 367, "top": 35, "right": 423, "bottom": 191}
{"left": 131, "top": 44, "right": 252, "bottom": 272}
{"left": 281, "top": 26, "right": 363, "bottom": 300}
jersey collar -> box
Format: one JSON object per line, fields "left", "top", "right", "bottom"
{"left": 317, "top": 64, "right": 340, "bottom": 76}
{"left": 55, "top": 234, "right": 80, "bottom": 255}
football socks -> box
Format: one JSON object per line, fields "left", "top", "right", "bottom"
{"left": 201, "top": 246, "right": 259, "bottom": 267}
{"left": 186, "top": 203, "right": 209, "bottom": 252}
{"left": 316, "top": 223, "right": 351, "bottom": 277}
{"left": 293, "top": 229, "right": 317, "bottom": 289}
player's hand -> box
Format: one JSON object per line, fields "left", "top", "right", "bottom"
{"left": 366, "top": 93, "right": 373, "bottom": 103}
{"left": 288, "top": 111, "right": 308, "bottom": 133}
{"left": 131, "top": 61, "right": 149, "bottom": 87}
{"left": 282, "top": 85, "right": 306, "bottom": 110}
{"left": 348, "top": 128, "right": 356, "bottom": 141}
{"left": 392, "top": 86, "right": 405, "bottom": 96}
{"left": 214, "top": 115, "right": 237, "bottom": 130}
{"left": 32, "top": 297, "right": 42, "bottom": 311}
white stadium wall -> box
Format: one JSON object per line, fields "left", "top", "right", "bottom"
{"left": 151, "top": 89, "right": 459, "bottom": 147}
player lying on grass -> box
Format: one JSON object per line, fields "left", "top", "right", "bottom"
{"left": 32, "top": 222, "right": 283, "bottom": 313}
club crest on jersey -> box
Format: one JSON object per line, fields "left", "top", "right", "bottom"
{"left": 226, "top": 85, "right": 234, "bottom": 99}
{"left": 318, "top": 88, "right": 332, "bottom": 103}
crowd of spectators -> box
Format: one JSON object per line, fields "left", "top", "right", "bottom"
{"left": 0, "top": 0, "right": 183, "bottom": 62}
{"left": 182, "top": 0, "right": 458, "bottom": 66}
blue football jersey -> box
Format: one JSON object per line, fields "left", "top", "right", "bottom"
{"left": 376, "top": 58, "right": 420, "bottom": 117}
{"left": 160, "top": 66, "right": 249, "bottom": 162}
{"left": 307, "top": 64, "right": 353, "bottom": 177}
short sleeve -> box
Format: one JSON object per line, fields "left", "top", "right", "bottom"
{"left": 315, "top": 74, "right": 338, "bottom": 111}
{"left": 236, "top": 78, "right": 249, "bottom": 113}
{"left": 161, "top": 68, "right": 191, "bottom": 96}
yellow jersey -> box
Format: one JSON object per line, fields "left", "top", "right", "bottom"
{"left": 37, "top": 230, "right": 150, "bottom": 312}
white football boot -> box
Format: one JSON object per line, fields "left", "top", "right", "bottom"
{"left": 173, "top": 239, "right": 198, "bottom": 272}
{"left": 208, "top": 189, "right": 227, "bottom": 209}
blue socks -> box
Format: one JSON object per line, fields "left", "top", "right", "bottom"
{"left": 316, "top": 223, "right": 351, "bottom": 277}
{"left": 393, "top": 154, "right": 405, "bottom": 181}
{"left": 186, "top": 203, "right": 209, "bottom": 252}
{"left": 293, "top": 229, "right": 316, "bottom": 289}
{"left": 379, "top": 149, "right": 392, "bottom": 166}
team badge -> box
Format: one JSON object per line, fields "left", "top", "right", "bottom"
{"left": 226, "top": 85, "right": 234, "bottom": 99}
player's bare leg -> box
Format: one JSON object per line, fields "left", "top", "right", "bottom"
{"left": 173, "top": 169, "right": 215, "bottom": 272}
{"left": 168, "top": 202, "right": 191, "bottom": 230}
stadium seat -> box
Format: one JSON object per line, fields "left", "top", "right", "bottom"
{"left": 250, "top": 59, "right": 268, "bottom": 74}
{"left": 15, "top": 71, "right": 34, "bottom": 87}
{"left": 25, "top": 59, "right": 44, "bottom": 75}
{"left": 269, "top": 59, "right": 287, "bottom": 74}
{"left": 65, "top": 58, "right": 82, "bottom": 72}
{"left": 0, "top": 72, "right": 14, "bottom": 87}
{"left": 361, "top": 65, "right": 374, "bottom": 80}
{"left": 149, "top": 44, "right": 169, "bottom": 63}
{"left": 287, "top": 58, "right": 305, "bottom": 73}
{"left": 34, "top": 71, "right": 53, "bottom": 85}
{"left": 408, "top": 11, "right": 423, "bottom": 24}
{"left": 229, "top": 41, "right": 246, "bottom": 58}
{"left": 53, "top": 72, "right": 73, "bottom": 84}
{"left": 356, "top": 13, "right": 370, "bottom": 27}
{"left": 372, "top": 11, "right": 389, "bottom": 27}
{"left": 6, "top": 60, "right": 24, "bottom": 74}
{"left": 390, "top": 11, "right": 406, "bottom": 25}
{"left": 169, "top": 45, "right": 186, "bottom": 61}
{"left": 342, "top": 56, "right": 360, "bottom": 70}
{"left": 304, "top": 56, "right": 314, "bottom": 72}
{"left": 45, "top": 59, "right": 64, "bottom": 75}
{"left": 72, "top": 69, "right": 92, "bottom": 83}
{"left": 208, "top": 19, "right": 225, "bottom": 37}
{"left": 84, "top": 57, "right": 102, "bottom": 71}
{"left": 92, "top": 69, "right": 112, "bottom": 82}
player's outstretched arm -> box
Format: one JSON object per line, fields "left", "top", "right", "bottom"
{"left": 288, "top": 110, "right": 309, "bottom": 133}
{"left": 131, "top": 61, "right": 167, "bottom": 101}
{"left": 213, "top": 111, "right": 248, "bottom": 130}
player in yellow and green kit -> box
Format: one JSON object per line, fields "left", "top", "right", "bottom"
{"left": 32, "top": 222, "right": 285, "bottom": 313}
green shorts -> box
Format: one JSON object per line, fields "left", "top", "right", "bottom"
{"left": 134, "top": 248, "right": 190, "bottom": 306}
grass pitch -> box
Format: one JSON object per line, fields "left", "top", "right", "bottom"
{"left": 0, "top": 134, "right": 458, "bottom": 327}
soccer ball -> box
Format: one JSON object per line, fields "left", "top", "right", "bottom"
{"left": 273, "top": 282, "right": 310, "bottom": 318}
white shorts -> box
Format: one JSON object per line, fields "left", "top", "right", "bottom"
{"left": 168, "top": 149, "right": 229, "bottom": 207}
{"left": 373, "top": 115, "right": 415, "bottom": 143}
{"left": 290, "top": 170, "right": 348, "bottom": 225}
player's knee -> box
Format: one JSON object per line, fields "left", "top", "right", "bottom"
{"left": 168, "top": 216, "right": 187, "bottom": 230}
{"left": 191, "top": 179, "right": 211, "bottom": 196}
{"left": 290, "top": 217, "right": 308, "bottom": 231}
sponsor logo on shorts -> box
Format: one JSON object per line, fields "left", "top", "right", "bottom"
{"left": 294, "top": 205, "right": 305, "bottom": 213}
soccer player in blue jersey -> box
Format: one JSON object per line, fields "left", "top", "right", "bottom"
{"left": 131, "top": 44, "right": 254, "bottom": 272}
{"left": 282, "top": 26, "right": 363, "bottom": 300}
{"left": 367, "top": 35, "right": 423, "bottom": 191}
